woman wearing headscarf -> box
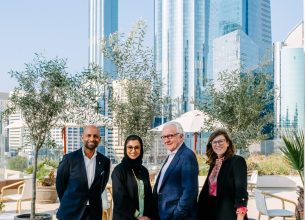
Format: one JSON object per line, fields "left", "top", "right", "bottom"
{"left": 111, "top": 134, "right": 154, "bottom": 220}
{"left": 197, "top": 129, "right": 248, "bottom": 220}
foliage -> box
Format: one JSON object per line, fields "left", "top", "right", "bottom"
{"left": 198, "top": 153, "right": 297, "bottom": 176}
{"left": 69, "top": 64, "right": 111, "bottom": 125}
{"left": 2, "top": 55, "right": 109, "bottom": 217}
{"left": 7, "top": 156, "right": 28, "bottom": 172}
{"left": 246, "top": 154, "right": 297, "bottom": 175}
{"left": 197, "top": 154, "right": 210, "bottom": 176}
{"left": 25, "top": 159, "right": 57, "bottom": 186}
{"left": 0, "top": 200, "right": 4, "bottom": 212}
{"left": 280, "top": 129, "right": 304, "bottom": 186}
{"left": 101, "top": 20, "right": 162, "bottom": 150}
{"left": 198, "top": 69, "right": 274, "bottom": 151}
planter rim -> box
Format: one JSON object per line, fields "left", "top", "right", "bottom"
{"left": 14, "top": 213, "right": 52, "bottom": 220}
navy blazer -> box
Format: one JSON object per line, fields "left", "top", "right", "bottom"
{"left": 153, "top": 143, "right": 199, "bottom": 220}
{"left": 56, "top": 148, "right": 110, "bottom": 220}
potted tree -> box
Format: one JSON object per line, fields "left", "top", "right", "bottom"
{"left": 3, "top": 55, "right": 109, "bottom": 219}
{"left": 281, "top": 129, "right": 304, "bottom": 220}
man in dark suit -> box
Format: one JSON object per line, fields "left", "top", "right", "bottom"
{"left": 56, "top": 125, "right": 110, "bottom": 220}
{"left": 153, "top": 122, "right": 198, "bottom": 220}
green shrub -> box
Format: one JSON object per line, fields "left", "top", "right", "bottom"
{"left": 197, "top": 155, "right": 210, "bottom": 176}
{"left": 7, "top": 156, "right": 28, "bottom": 171}
{"left": 281, "top": 129, "right": 304, "bottom": 186}
{"left": 25, "top": 158, "right": 58, "bottom": 184}
{"left": 246, "top": 154, "right": 297, "bottom": 175}
{"left": 197, "top": 153, "right": 296, "bottom": 176}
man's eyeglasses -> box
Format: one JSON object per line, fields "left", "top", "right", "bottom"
{"left": 161, "top": 133, "right": 179, "bottom": 140}
{"left": 127, "top": 146, "right": 141, "bottom": 151}
{"left": 211, "top": 139, "right": 226, "bottom": 146}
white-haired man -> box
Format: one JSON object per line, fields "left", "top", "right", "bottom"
{"left": 153, "top": 122, "right": 199, "bottom": 220}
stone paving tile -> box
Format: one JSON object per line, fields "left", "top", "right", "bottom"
{"left": 0, "top": 188, "right": 298, "bottom": 220}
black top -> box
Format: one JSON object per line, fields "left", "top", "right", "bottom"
{"left": 197, "top": 155, "right": 248, "bottom": 220}
{"left": 111, "top": 163, "right": 155, "bottom": 220}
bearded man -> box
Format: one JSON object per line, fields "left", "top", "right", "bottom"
{"left": 56, "top": 125, "right": 110, "bottom": 220}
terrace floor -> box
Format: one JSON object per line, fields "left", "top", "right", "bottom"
{"left": 0, "top": 187, "right": 298, "bottom": 220}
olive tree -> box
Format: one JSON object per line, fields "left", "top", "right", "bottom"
{"left": 199, "top": 69, "right": 274, "bottom": 152}
{"left": 101, "top": 20, "right": 162, "bottom": 150}
{"left": 3, "top": 55, "right": 109, "bottom": 218}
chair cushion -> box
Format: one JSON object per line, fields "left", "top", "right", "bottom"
{"left": 268, "top": 209, "right": 295, "bottom": 217}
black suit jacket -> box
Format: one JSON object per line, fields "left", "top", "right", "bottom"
{"left": 197, "top": 155, "right": 248, "bottom": 220}
{"left": 56, "top": 148, "right": 110, "bottom": 220}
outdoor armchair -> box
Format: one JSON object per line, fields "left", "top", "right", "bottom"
{"left": 0, "top": 179, "right": 32, "bottom": 213}
{"left": 254, "top": 189, "right": 296, "bottom": 220}
{"left": 248, "top": 170, "right": 258, "bottom": 192}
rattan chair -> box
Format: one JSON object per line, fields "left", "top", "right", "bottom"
{"left": 0, "top": 178, "right": 32, "bottom": 213}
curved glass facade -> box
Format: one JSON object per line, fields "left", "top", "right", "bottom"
{"left": 154, "top": 0, "right": 205, "bottom": 114}
{"left": 280, "top": 48, "right": 305, "bottom": 128}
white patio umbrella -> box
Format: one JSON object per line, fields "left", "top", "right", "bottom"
{"left": 151, "top": 110, "right": 221, "bottom": 132}
{"left": 151, "top": 110, "right": 223, "bottom": 152}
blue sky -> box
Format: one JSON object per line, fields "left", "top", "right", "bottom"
{"left": 0, "top": 0, "right": 303, "bottom": 93}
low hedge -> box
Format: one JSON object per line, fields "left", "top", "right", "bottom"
{"left": 198, "top": 153, "right": 297, "bottom": 176}
{"left": 246, "top": 153, "right": 297, "bottom": 175}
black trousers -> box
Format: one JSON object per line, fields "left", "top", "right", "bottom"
{"left": 205, "top": 195, "right": 217, "bottom": 220}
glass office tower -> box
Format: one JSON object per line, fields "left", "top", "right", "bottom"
{"left": 89, "top": 0, "right": 118, "bottom": 76}
{"left": 212, "top": 29, "right": 259, "bottom": 81}
{"left": 274, "top": 22, "right": 304, "bottom": 129}
{"left": 154, "top": 0, "right": 205, "bottom": 115}
{"left": 88, "top": 0, "right": 118, "bottom": 160}
{"left": 155, "top": 0, "right": 272, "bottom": 115}
{"left": 206, "top": 0, "right": 272, "bottom": 79}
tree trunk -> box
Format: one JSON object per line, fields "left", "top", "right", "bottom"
{"left": 295, "top": 186, "right": 304, "bottom": 220}
{"left": 30, "top": 148, "right": 39, "bottom": 218}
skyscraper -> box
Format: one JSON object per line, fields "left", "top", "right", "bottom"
{"left": 89, "top": 0, "right": 118, "bottom": 160}
{"left": 89, "top": 0, "right": 118, "bottom": 76}
{"left": 206, "top": 0, "right": 272, "bottom": 79}
{"left": 155, "top": 0, "right": 272, "bottom": 115}
{"left": 274, "top": 22, "right": 304, "bottom": 129}
{"left": 154, "top": 0, "right": 205, "bottom": 114}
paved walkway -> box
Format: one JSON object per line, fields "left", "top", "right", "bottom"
{"left": 0, "top": 188, "right": 298, "bottom": 220}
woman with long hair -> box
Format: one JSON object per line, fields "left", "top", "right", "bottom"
{"left": 197, "top": 129, "right": 248, "bottom": 220}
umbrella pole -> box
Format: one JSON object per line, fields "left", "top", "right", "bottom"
{"left": 61, "top": 127, "right": 67, "bottom": 155}
{"left": 193, "top": 132, "right": 198, "bottom": 154}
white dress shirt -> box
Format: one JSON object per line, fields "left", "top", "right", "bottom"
{"left": 157, "top": 143, "right": 183, "bottom": 193}
{"left": 82, "top": 147, "right": 97, "bottom": 204}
